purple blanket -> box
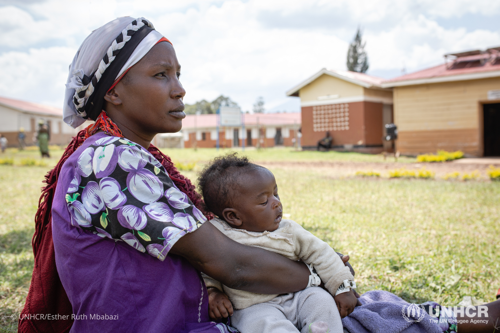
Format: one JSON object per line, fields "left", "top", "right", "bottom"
{"left": 342, "top": 290, "right": 443, "bottom": 333}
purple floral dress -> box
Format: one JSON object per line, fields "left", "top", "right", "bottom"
{"left": 52, "top": 132, "right": 238, "bottom": 332}
{"left": 66, "top": 134, "right": 208, "bottom": 259}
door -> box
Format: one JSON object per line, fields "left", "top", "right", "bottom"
{"left": 247, "top": 129, "right": 252, "bottom": 146}
{"left": 274, "top": 128, "right": 283, "bottom": 146}
{"left": 233, "top": 128, "right": 239, "bottom": 147}
{"left": 483, "top": 103, "right": 500, "bottom": 156}
{"left": 382, "top": 104, "right": 394, "bottom": 152}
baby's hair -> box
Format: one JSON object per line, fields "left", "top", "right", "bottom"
{"left": 198, "top": 153, "right": 259, "bottom": 217}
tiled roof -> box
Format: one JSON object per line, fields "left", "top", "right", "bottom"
{"left": 0, "top": 96, "right": 62, "bottom": 116}
{"left": 384, "top": 50, "right": 500, "bottom": 86}
{"left": 331, "top": 70, "right": 384, "bottom": 86}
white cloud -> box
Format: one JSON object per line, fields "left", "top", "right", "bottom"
{"left": 0, "top": 0, "right": 499, "bottom": 112}
{"left": 0, "top": 46, "right": 75, "bottom": 106}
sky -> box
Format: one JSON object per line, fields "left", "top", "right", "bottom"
{"left": 0, "top": 0, "right": 499, "bottom": 114}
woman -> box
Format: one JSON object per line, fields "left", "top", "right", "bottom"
{"left": 19, "top": 17, "right": 312, "bottom": 333}
{"left": 37, "top": 124, "right": 50, "bottom": 158}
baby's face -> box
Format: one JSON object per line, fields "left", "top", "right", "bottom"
{"left": 233, "top": 167, "right": 283, "bottom": 232}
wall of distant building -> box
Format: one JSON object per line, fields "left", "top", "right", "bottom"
{"left": 0, "top": 105, "right": 84, "bottom": 147}
{"left": 393, "top": 77, "right": 500, "bottom": 156}
{"left": 295, "top": 73, "right": 393, "bottom": 153}
{"left": 300, "top": 101, "right": 385, "bottom": 151}
{"left": 183, "top": 126, "right": 299, "bottom": 148}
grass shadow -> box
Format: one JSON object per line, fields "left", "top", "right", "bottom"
{"left": 396, "top": 290, "right": 431, "bottom": 304}
{"left": 0, "top": 256, "right": 34, "bottom": 288}
{"left": 0, "top": 229, "right": 33, "bottom": 254}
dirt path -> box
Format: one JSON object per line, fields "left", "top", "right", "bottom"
{"left": 259, "top": 159, "right": 500, "bottom": 179}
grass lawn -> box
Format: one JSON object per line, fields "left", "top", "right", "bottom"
{"left": 0, "top": 147, "right": 498, "bottom": 332}
{"left": 160, "top": 147, "right": 416, "bottom": 164}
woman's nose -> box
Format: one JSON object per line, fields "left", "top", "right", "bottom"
{"left": 171, "top": 80, "right": 186, "bottom": 100}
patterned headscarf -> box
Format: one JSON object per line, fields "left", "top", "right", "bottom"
{"left": 63, "top": 17, "right": 171, "bottom": 128}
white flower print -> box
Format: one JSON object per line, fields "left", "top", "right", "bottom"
{"left": 127, "top": 169, "right": 164, "bottom": 204}
{"left": 82, "top": 181, "right": 105, "bottom": 214}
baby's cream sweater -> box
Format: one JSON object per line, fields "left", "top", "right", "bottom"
{"left": 203, "top": 217, "right": 354, "bottom": 310}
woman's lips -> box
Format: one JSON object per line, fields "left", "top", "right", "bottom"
{"left": 169, "top": 110, "right": 186, "bottom": 119}
{"left": 275, "top": 214, "right": 282, "bottom": 223}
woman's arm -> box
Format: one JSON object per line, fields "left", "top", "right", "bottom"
{"left": 170, "top": 222, "right": 310, "bottom": 294}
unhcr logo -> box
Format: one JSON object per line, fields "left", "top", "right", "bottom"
{"left": 402, "top": 304, "right": 426, "bottom": 323}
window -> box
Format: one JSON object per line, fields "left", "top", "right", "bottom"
{"left": 313, "top": 103, "right": 350, "bottom": 132}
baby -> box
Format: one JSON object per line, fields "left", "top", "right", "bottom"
{"left": 198, "top": 154, "right": 358, "bottom": 333}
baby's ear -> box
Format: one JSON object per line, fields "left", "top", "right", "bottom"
{"left": 222, "top": 208, "right": 242, "bottom": 227}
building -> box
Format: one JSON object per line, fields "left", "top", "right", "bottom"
{"left": 156, "top": 132, "right": 184, "bottom": 149}
{"left": 286, "top": 68, "right": 393, "bottom": 152}
{"left": 383, "top": 47, "right": 500, "bottom": 156}
{"left": 180, "top": 113, "right": 301, "bottom": 149}
{"left": 289, "top": 46, "right": 500, "bottom": 156}
{"left": 0, "top": 96, "right": 86, "bottom": 147}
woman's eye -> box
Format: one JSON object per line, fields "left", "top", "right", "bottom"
{"left": 261, "top": 200, "right": 268, "bottom": 205}
{"left": 156, "top": 72, "right": 167, "bottom": 78}
{"left": 176, "top": 72, "right": 181, "bottom": 79}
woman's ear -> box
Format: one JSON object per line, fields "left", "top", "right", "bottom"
{"left": 221, "top": 208, "right": 242, "bottom": 227}
{"left": 104, "top": 87, "right": 122, "bottom": 106}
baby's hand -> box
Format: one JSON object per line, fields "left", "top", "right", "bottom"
{"left": 334, "top": 290, "right": 358, "bottom": 318}
{"left": 208, "top": 288, "right": 234, "bottom": 321}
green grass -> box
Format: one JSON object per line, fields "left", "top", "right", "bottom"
{"left": 183, "top": 166, "right": 500, "bottom": 306}
{"left": 0, "top": 148, "right": 498, "bottom": 332}
{"left": 0, "top": 148, "right": 64, "bottom": 168}
{"left": 161, "top": 147, "right": 416, "bottom": 164}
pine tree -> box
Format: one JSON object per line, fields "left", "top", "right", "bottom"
{"left": 346, "top": 28, "right": 369, "bottom": 73}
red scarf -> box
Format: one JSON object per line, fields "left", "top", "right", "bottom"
{"left": 19, "top": 112, "right": 212, "bottom": 333}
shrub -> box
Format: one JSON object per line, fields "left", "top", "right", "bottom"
{"left": 438, "top": 150, "right": 464, "bottom": 160}
{"left": 417, "top": 169, "right": 435, "bottom": 179}
{"left": 19, "top": 158, "right": 47, "bottom": 167}
{"left": 417, "top": 150, "right": 464, "bottom": 163}
{"left": 487, "top": 166, "right": 500, "bottom": 181}
{"left": 175, "top": 162, "right": 196, "bottom": 171}
{"left": 388, "top": 168, "right": 434, "bottom": 179}
{"left": 388, "top": 168, "right": 416, "bottom": 178}
{"left": 417, "top": 155, "right": 447, "bottom": 163}
{"left": 461, "top": 171, "right": 480, "bottom": 181}
{"left": 443, "top": 172, "right": 461, "bottom": 180}
{"left": 355, "top": 171, "right": 381, "bottom": 177}
{"left": 0, "top": 158, "right": 14, "bottom": 165}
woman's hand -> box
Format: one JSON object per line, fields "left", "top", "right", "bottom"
{"left": 171, "top": 222, "right": 310, "bottom": 294}
{"left": 207, "top": 288, "right": 234, "bottom": 321}
{"left": 338, "top": 253, "right": 355, "bottom": 277}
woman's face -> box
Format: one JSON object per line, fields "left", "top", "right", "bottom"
{"left": 109, "top": 42, "right": 186, "bottom": 137}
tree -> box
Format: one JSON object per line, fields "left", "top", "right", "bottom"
{"left": 253, "top": 96, "right": 265, "bottom": 113}
{"left": 346, "top": 27, "right": 369, "bottom": 73}
{"left": 184, "top": 99, "right": 212, "bottom": 114}
{"left": 211, "top": 95, "right": 239, "bottom": 112}
{"left": 184, "top": 95, "right": 239, "bottom": 114}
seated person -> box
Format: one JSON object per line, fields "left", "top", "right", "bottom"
{"left": 198, "top": 153, "right": 358, "bottom": 333}
{"left": 317, "top": 131, "right": 333, "bottom": 151}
